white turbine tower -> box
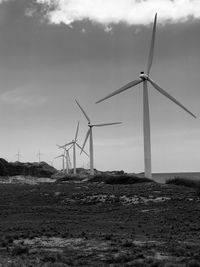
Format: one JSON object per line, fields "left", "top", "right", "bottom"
{"left": 96, "top": 14, "right": 196, "bottom": 178}
{"left": 75, "top": 99, "right": 122, "bottom": 176}
{"left": 65, "top": 146, "right": 72, "bottom": 171}
{"left": 62, "top": 122, "right": 88, "bottom": 175}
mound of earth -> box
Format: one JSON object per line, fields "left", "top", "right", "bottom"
{"left": 0, "top": 158, "right": 57, "bottom": 178}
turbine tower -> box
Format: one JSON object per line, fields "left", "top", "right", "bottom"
{"left": 65, "top": 146, "right": 72, "bottom": 172}
{"left": 61, "top": 122, "right": 88, "bottom": 175}
{"left": 96, "top": 14, "right": 196, "bottom": 178}
{"left": 75, "top": 99, "right": 122, "bottom": 176}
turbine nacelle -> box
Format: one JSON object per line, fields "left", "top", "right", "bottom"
{"left": 139, "top": 72, "right": 148, "bottom": 80}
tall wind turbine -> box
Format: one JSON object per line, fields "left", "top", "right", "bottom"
{"left": 96, "top": 14, "right": 196, "bottom": 179}
{"left": 62, "top": 122, "right": 88, "bottom": 175}
{"left": 75, "top": 99, "right": 122, "bottom": 176}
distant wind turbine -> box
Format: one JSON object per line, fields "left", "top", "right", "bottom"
{"left": 16, "top": 150, "right": 21, "bottom": 162}
{"left": 37, "top": 149, "right": 42, "bottom": 163}
{"left": 61, "top": 122, "right": 88, "bottom": 175}
{"left": 75, "top": 99, "right": 122, "bottom": 176}
{"left": 96, "top": 13, "right": 196, "bottom": 178}
{"left": 54, "top": 154, "right": 65, "bottom": 172}
{"left": 57, "top": 143, "right": 73, "bottom": 174}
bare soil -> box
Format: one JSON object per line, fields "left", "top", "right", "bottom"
{"left": 0, "top": 181, "right": 200, "bottom": 266}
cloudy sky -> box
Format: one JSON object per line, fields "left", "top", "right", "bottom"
{"left": 0, "top": 0, "right": 199, "bottom": 173}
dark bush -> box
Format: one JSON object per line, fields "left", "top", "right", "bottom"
{"left": 89, "top": 174, "right": 153, "bottom": 184}
{"left": 12, "top": 245, "right": 29, "bottom": 256}
{"left": 166, "top": 177, "right": 200, "bottom": 189}
{"left": 187, "top": 259, "right": 200, "bottom": 267}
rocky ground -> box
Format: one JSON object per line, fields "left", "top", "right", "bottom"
{"left": 0, "top": 181, "right": 200, "bottom": 266}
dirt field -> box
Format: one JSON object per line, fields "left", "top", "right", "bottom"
{"left": 0, "top": 181, "right": 200, "bottom": 266}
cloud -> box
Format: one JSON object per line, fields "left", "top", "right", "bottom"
{"left": 104, "top": 26, "right": 113, "bottom": 33}
{"left": 0, "top": 0, "right": 11, "bottom": 3}
{"left": 0, "top": 88, "right": 46, "bottom": 108}
{"left": 34, "top": 0, "right": 200, "bottom": 26}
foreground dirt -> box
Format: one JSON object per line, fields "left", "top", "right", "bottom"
{"left": 0, "top": 181, "right": 200, "bottom": 266}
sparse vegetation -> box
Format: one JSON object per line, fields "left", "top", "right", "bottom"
{"left": 89, "top": 174, "right": 154, "bottom": 184}
{"left": 12, "top": 245, "right": 29, "bottom": 256}
{"left": 166, "top": 177, "right": 200, "bottom": 188}
{"left": 0, "top": 181, "right": 199, "bottom": 266}
{"left": 165, "top": 177, "right": 200, "bottom": 196}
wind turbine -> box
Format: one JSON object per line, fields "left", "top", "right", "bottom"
{"left": 37, "top": 149, "right": 42, "bottom": 164}
{"left": 75, "top": 99, "right": 122, "bottom": 176}
{"left": 16, "top": 150, "right": 21, "bottom": 162}
{"left": 62, "top": 122, "right": 88, "bottom": 175}
{"left": 54, "top": 154, "right": 65, "bottom": 172}
{"left": 57, "top": 144, "right": 73, "bottom": 174}
{"left": 96, "top": 13, "right": 196, "bottom": 178}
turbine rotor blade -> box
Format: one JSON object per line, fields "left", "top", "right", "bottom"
{"left": 75, "top": 99, "right": 91, "bottom": 123}
{"left": 57, "top": 144, "right": 67, "bottom": 150}
{"left": 76, "top": 142, "right": 89, "bottom": 157}
{"left": 92, "top": 122, "right": 122, "bottom": 127}
{"left": 96, "top": 79, "right": 142, "bottom": 104}
{"left": 147, "top": 13, "right": 157, "bottom": 76}
{"left": 54, "top": 154, "right": 63, "bottom": 159}
{"left": 148, "top": 77, "right": 196, "bottom": 118}
{"left": 81, "top": 128, "right": 91, "bottom": 154}
{"left": 63, "top": 141, "right": 73, "bottom": 147}
{"left": 66, "top": 144, "right": 73, "bottom": 151}
{"left": 75, "top": 121, "right": 79, "bottom": 141}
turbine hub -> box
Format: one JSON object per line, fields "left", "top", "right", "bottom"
{"left": 139, "top": 72, "right": 148, "bottom": 80}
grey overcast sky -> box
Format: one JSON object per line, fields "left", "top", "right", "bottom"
{"left": 0, "top": 0, "right": 199, "bottom": 173}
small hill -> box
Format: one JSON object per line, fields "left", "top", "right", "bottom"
{"left": 0, "top": 159, "right": 57, "bottom": 178}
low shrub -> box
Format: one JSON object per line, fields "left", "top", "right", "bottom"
{"left": 166, "top": 177, "right": 200, "bottom": 189}
{"left": 12, "top": 245, "right": 29, "bottom": 256}
{"left": 166, "top": 177, "right": 200, "bottom": 196}
{"left": 89, "top": 174, "right": 153, "bottom": 184}
{"left": 54, "top": 175, "right": 86, "bottom": 183}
